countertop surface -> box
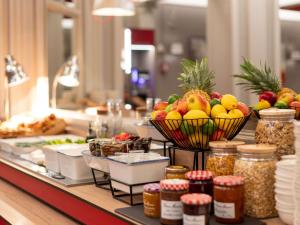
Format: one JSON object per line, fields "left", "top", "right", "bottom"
{"left": 0, "top": 155, "right": 285, "bottom": 225}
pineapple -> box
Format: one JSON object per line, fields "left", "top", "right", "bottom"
{"left": 234, "top": 58, "right": 281, "bottom": 94}
{"left": 178, "top": 58, "right": 215, "bottom": 101}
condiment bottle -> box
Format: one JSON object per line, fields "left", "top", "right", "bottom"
{"left": 185, "top": 170, "right": 213, "bottom": 196}
{"left": 256, "top": 109, "right": 295, "bottom": 159}
{"left": 213, "top": 175, "right": 244, "bottom": 224}
{"left": 160, "top": 179, "right": 189, "bottom": 225}
{"left": 181, "top": 193, "right": 212, "bottom": 225}
{"left": 143, "top": 183, "right": 160, "bottom": 218}
{"left": 206, "top": 141, "right": 245, "bottom": 176}
{"left": 165, "top": 165, "right": 190, "bottom": 179}
{"left": 234, "top": 144, "right": 277, "bottom": 218}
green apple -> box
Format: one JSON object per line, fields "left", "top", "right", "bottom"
{"left": 165, "top": 104, "right": 173, "bottom": 113}
{"left": 168, "top": 94, "right": 180, "bottom": 105}
{"left": 202, "top": 119, "right": 217, "bottom": 136}
{"left": 180, "top": 121, "right": 196, "bottom": 136}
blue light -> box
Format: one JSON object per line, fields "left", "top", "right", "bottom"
{"left": 138, "top": 77, "right": 145, "bottom": 85}
{"left": 131, "top": 68, "right": 139, "bottom": 83}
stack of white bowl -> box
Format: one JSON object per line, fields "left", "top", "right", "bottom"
{"left": 275, "top": 156, "right": 296, "bottom": 225}
{"left": 294, "top": 121, "right": 300, "bottom": 225}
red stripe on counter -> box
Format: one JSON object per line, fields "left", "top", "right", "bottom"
{"left": 0, "top": 162, "right": 131, "bottom": 225}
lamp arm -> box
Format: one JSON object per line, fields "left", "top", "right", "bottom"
{"left": 51, "top": 74, "right": 60, "bottom": 108}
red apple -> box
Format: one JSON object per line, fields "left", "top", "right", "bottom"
{"left": 259, "top": 91, "right": 277, "bottom": 106}
{"left": 155, "top": 110, "right": 167, "bottom": 120}
{"left": 154, "top": 101, "right": 168, "bottom": 111}
{"left": 237, "top": 102, "right": 250, "bottom": 116}
{"left": 290, "top": 101, "right": 300, "bottom": 111}
{"left": 210, "top": 129, "right": 225, "bottom": 141}
{"left": 172, "top": 99, "right": 188, "bottom": 116}
{"left": 172, "top": 130, "right": 186, "bottom": 141}
{"left": 210, "top": 91, "right": 222, "bottom": 100}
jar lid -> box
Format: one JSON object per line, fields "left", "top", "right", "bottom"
{"left": 209, "top": 141, "right": 245, "bottom": 149}
{"left": 237, "top": 144, "right": 276, "bottom": 154}
{"left": 185, "top": 170, "right": 213, "bottom": 180}
{"left": 259, "top": 108, "right": 295, "bottom": 117}
{"left": 213, "top": 176, "right": 244, "bottom": 186}
{"left": 144, "top": 183, "right": 160, "bottom": 193}
{"left": 165, "top": 165, "right": 189, "bottom": 174}
{"left": 160, "top": 179, "right": 189, "bottom": 191}
{"left": 181, "top": 193, "right": 212, "bottom": 205}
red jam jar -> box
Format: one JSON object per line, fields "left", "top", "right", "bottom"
{"left": 160, "top": 179, "right": 189, "bottom": 225}
{"left": 181, "top": 193, "right": 212, "bottom": 225}
{"left": 185, "top": 170, "right": 213, "bottom": 196}
{"left": 213, "top": 176, "right": 245, "bottom": 224}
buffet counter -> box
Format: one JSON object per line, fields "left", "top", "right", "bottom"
{"left": 0, "top": 153, "right": 284, "bottom": 225}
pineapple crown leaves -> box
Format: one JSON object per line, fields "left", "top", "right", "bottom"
{"left": 234, "top": 58, "right": 281, "bottom": 94}
{"left": 177, "top": 57, "right": 216, "bottom": 94}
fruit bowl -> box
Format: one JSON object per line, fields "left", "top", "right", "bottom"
{"left": 150, "top": 114, "right": 251, "bottom": 150}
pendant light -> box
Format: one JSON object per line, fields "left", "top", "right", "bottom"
{"left": 93, "top": 0, "right": 135, "bottom": 16}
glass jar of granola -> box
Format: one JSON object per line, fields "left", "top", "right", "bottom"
{"left": 256, "top": 109, "right": 295, "bottom": 159}
{"left": 234, "top": 144, "right": 277, "bottom": 218}
{"left": 206, "top": 141, "right": 245, "bottom": 176}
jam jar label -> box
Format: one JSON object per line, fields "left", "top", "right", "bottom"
{"left": 183, "top": 214, "right": 205, "bottom": 225}
{"left": 161, "top": 200, "right": 183, "bottom": 220}
{"left": 214, "top": 201, "right": 235, "bottom": 219}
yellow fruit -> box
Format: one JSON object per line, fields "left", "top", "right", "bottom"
{"left": 228, "top": 109, "right": 244, "bottom": 118}
{"left": 166, "top": 111, "right": 182, "bottom": 130}
{"left": 255, "top": 100, "right": 271, "bottom": 110}
{"left": 188, "top": 132, "right": 208, "bottom": 147}
{"left": 211, "top": 104, "right": 227, "bottom": 118}
{"left": 221, "top": 94, "right": 238, "bottom": 110}
{"left": 296, "top": 94, "right": 300, "bottom": 102}
{"left": 183, "top": 110, "right": 209, "bottom": 127}
{"left": 277, "top": 88, "right": 297, "bottom": 99}
{"left": 214, "top": 113, "right": 231, "bottom": 130}
{"left": 151, "top": 111, "right": 157, "bottom": 120}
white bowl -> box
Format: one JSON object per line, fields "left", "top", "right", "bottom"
{"left": 277, "top": 210, "right": 294, "bottom": 225}
{"left": 275, "top": 171, "right": 295, "bottom": 179}
{"left": 275, "top": 183, "right": 293, "bottom": 190}
{"left": 276, "top": 201, "right": 294, "bottom": 209}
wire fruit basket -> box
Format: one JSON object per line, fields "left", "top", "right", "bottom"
{"left": 150, "top": 114, "right": 251, "bottom": 151}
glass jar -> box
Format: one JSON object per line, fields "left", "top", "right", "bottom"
{"left": 181, "top": 193, "right": 212, "bottom": 225}
{"left": 185, "top": 170, "right": 213, "bottom": 196}
{"left": 143, "top": 183, "right": 160, "bottom": 218}
{"left": 160, "top": 179, "right": 189, "bottom": 225}
{"left": 165, "top": 165, "right": 190, "bottom": 179}
{"left": 206, "top": 141, "right": 245, "bottom": 176}
{"left": 234, "top": 144, "right": 277, "bottom": 218}
{"left": 256, "top": 109, "right": 295, "bottom": 159}
{"left": 213, "top": 176, "right": 245, "bottom": 224}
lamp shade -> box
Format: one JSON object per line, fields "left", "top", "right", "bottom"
{"left": 4, "top": 55, "right": 28, "bottom": 87}
{"left": 93, "top": 0, "right": 135, "bottom": 16}
{"left": 57, "top": 56, "right": 79, "bottom": 87}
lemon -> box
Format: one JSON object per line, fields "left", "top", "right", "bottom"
{"left": 183, "top": 110, "right": 209, "bottom": 127}
{"left": 228, "top": 109, "right": 244, "bottom": 118}
{"left": 221, "top": 94, "right": 238, "bottom": 110}
{"left": 166, "top": 111, "right": 182, "bottom": 130}
{"left": 214, "top": 112, "right": 231, "bottom": 130}
{"left": 255, "top": 100, "right": 271, "bottom": 110}
{"left": 211, "top": 104, "right": 227, "bottom": 118}
{"left": 188, "top": 132, "right": 208, "bottom": 148}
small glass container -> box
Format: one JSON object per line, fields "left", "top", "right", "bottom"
{"left": 181, "top": 193, "right": 212, "bottom": 225}
{"left": 234, "top": 144, "right": 277, "bottom": 218}
{"left": 143, "top": 183, "right": 160, "bottom": 218}
{"left": 206, "top": 141, "right": 245, "bottom": 176}
{"left": 165, "top": 165, "right": 190, "bottom": 179}
{"left": 256, "top": 109, "right": 295, "bottom": 159}
{"left": 213, "top": 176, "right": 245, "bottom": 224}
{"left": 160, "top": 179, "right": 189, "bottom": 225}
{"left": 185, "top": 170, "right": 213, "bottom": 196}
